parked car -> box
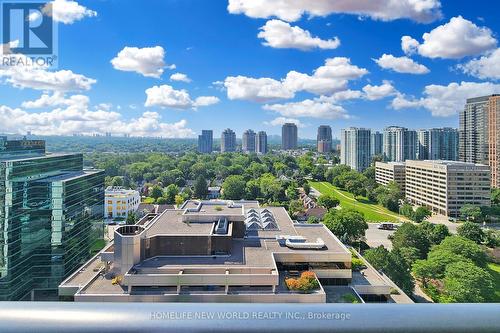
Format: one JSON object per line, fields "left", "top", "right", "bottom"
{"left": 377, "top": 222, "right": 396, "bottom": 230}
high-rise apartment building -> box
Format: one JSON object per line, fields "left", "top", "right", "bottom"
{"left": 281, "top": 123, "right": 298, "bottom": 150}
{"left": 0, "top": 137, "right": 104, "bottom": 300}
{"left": 340, "top": 128, "right": 371, "bottom": 172}
{"left": 242, "top": 129, "right": 256, "bottom": 153}
{"left": 256, "top": 131, "right": 268, "bottom": 154}
{"left": 428, "top": 128, "right": 459, "bottom": 161}
{"left": 317, "top": 125, "right": 332, "bottom": 153}
{"left": 221, "top": 128, "right": 236, "bottom": 153}
{"left": 405, "top": 160, "right": 490, "bottom": 217}
{"left": 197, "top": 130, "right": 213, "bottom": 153}
{"left": 370, "top": 131, "right": 383, "bottom": 157}
{"left": 416, "top": 130, "right": 429, "bottom": 160}
{"left": 383, "top": 126, "right": 417, "bottom": 162}
{"left": 460, "top": 95, "right": 500, "bottom": 187}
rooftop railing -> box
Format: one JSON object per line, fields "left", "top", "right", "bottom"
{"left": 0, "top": 302, "right": 499, "bottom": 332}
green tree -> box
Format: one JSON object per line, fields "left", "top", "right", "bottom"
{"left": 193, "top": 175, "right": 208, "bottom": 199}
{"left": 395, "top": 246, "right": 421, "bottom": 267}
{"left": 391, "top": 222, "right": 430, "bottom": 258}
{"left": 460, "top": 204, "right": 483, "bottom": 222}
{"left": 288, "top": 200, "right": 304, "bottom": 217}
{"left": 156, "top": 197, "right": 168, "bottom": 204}
{"left": 364, "top": 246, "right": 414, "bottom": 295}
{"left": 245, "top": 179, "right": 261, "bottom": 200}
{"left": 433, "top": 236, "right": 487, "bottom": 267}
{"left": 164, "top": 184, "right": 179, "bottom": 204}
{"left": 443, "top": 261, "right": 494, "bottom": 303}
{"left": 419, "top": 221, "right": 450, "bottom": 245}
{"left": 413, "top": 206, "right": 431, "bottom": 223}
{"left": 150, "top": 185, "right": 163, "bottom": 200}
{"left": 307, "top": 216, "right": 321, "bottom": 224}
{"left": 126, "top": 212, "right": 137, "bottom": 225}
{"left": 491, "top": 188, "right": 500, "bottom": 205}
{"left": 303, "top": 183, "right": 311, "bottom": 195}
{"left": 399, "top": 203, "right": 414, "bottom": 220}
{"left": 110, "top": 176, "right": 124, "bottom": 187}
{"left": 374, "top": 181, "right": 402, "bottom": 212}
{"left": 457, "top": 222, "right": 484, "bottom": 244}
{"left": 325, "top": 164, "right": 351, "bottom": 183}
{"left": 362, "top": 166, "right": 375, "bottom": 180}
{"left": 222, "top": 175, "right": 246, "bottom": 200}
{"left": 323, "top": 208, "right": 368, "bottom": 244}
{"left": 317, "top": 195, "right": 339, "bottom": 209}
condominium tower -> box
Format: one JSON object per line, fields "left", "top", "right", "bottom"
{"left": 459, "top": 95, "right": 500, "bottom": 187}
{"left": 220, "top": 128, "right": 236, "bottom": 153}
{"left": 256, "top": 131, "right": 268, "bottom": 154}
{"left": 383, "top": 126, "right": 417, "bottom": 162}
{"left": 340, "top": 128, "right": 371, "bottom": 172}
{"left": 370, "top": 131, "right": 383, "bottom": 157}
{"left": 197, "top": 130, "right": 213, "bottom": 154}
{"left": 317, "top": 125, "right": 332, "bottom": 153}
{"left": 428, "top": 128, "right": 459, "bottom": 161}
{"left": 0, "top": 137, "right": 104, "bottom": 300}
{"left": 416, "top": 130, "right": 429, "bottom": 160}
{"left": 242, "top": 129, "right": 256, "bottom": 153}
{"left": 282, "top": 123, "right": 298, "bottom": 150}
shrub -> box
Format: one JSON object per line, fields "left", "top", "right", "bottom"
{"left": 351, "top": 257, "right": 365, "bottom": 271}
{"left": 285, "top": 271, "right": 319, "bottom": 292}
{"left": 214, "top": 206, "right": 223, "bottom": 211}
{"left": 341, "top": 293, "right": 360, "bottom": 303}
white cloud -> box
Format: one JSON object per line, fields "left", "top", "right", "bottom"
{"left": 193, "top": 96, "right": 220, "bottom": 107}
{"left": 170, "top": 73, "right": 192, "bottom": 82}
{"left": 222, "top": 57, "right": 367, "bottom": 101}
{"left": 374, "top": 54, "right": 429, "bottom": 74}
{"left": 404, "top": 16, "right": 497, "bottom": 59}
{"left": 391, "top": 81, "right": 500, "bottom": 116}
{"left": 401, "top": 35, "right": 419, "bottom": 55}
{"left": 45, "top": 0, "right": 97, "bottom": 24}
{"left": 21, "top": 92, "right": 89, "bottom": 109}
{"left": 0, "top": 103, "right": 194, "bottom": 138}
{"left": 317, "top": 89, "right": 363, "bottom": 103}
{"left": 144, "top": 85, "right": 219, "bottom": 109}
{"left": 111, "top": 46, "right": 166, "bottom": 78}
{"left": 223, "top": 76, "right": 294, "bottom": 102}
{"left": 459, "top": 48, "right": 500, "bottom": 80}
{"left": 228, "top": 0, "right": 442, "bottom": 23}
{"left": 264, "top": 117, "right": 305, "bottom": 128}
{"left": 257, "top": 19, "right": 340, "bottom": 50}
{"left": 362, "top": 81, "right": 398, "bottom": 100}
{"left": 0, "top": 67, "right": 96, "bottom": 91}
{"left": 264, "top": 99, "right": 349, "bottom": 120}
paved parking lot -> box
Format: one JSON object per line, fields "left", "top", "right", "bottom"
{"left": 365, "top": 224, "right": 395, "bottom": 250}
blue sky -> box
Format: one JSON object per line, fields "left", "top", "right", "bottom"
{"left": 1, "top": 0, "right": 500, "bottom": 139}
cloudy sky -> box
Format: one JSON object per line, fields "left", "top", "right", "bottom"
{"left": 1, "top": 0, "right": 500, "bottom": 139}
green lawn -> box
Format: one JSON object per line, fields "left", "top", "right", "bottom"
{"left": 309, "top": 181, "right": 408, "bottom": 222}
{"left": 487, "top": 263, "right": 500, "bottom": 302}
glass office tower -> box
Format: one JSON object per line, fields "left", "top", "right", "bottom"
{"left": 0, "top": 138, "right": 105, "bottom": 300}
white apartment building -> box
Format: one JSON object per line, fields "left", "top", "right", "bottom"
{"left": 105, "top": 186, "right": 141, "bottom": 218}
{"left": 375, "top": 162, "right": 406, "bottom": 193}
{"left": 405, "top": 160, "right": 491, "bottom": 217}
{"left": 340, "top": 127, "right": 371, "bottom": 172}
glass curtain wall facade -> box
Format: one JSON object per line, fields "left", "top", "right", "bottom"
{"left": 0, "top": 151, "right": 104, "bottom": 300}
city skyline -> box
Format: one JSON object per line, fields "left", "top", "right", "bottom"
{"left": 1, "top": 1, "right": 500, "bottom": 139}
